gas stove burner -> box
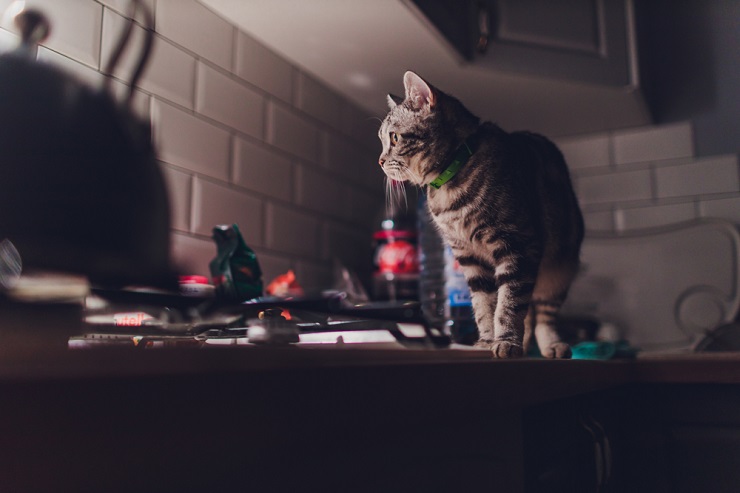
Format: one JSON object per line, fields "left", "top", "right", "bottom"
{"left": 74, "top": 291, "right": 451, "bottom": 350}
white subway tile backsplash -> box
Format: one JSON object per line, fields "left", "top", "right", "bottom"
{"left": 655, "top": 155, "right": 739, "bottom": 198}
{"left": 582, "top": 210, "right": 615, "bottom": 232}
{"left": 347, "top": 188, "right": 384, "bottom": 231}
{"left": 196, "top": 63, "right": 264, "bottom": 138}
{"left": 102, "top": 9, "right": 196, "bottom": 109}
{"left": 192, "top": 178, "right": 263, "bottom": 246}
{"left": 37, "top": 46, "right": 103, "bottom": 87}
{"left": 232, "top": 138, "right": 292, "bottom": 202}
{"left": 109, "top": 78, "right": 150, "bottom": 120}
{"left": 252, "top": 249, "right": 292, "bottom": 287}
{"left": 296, "top": 72, "right": 343, "bottom": 129}
{"left": 98, "top": 0, "right": 155, "bottom": 17}
{"left": 341, "top": 102, "right": 381, "bottom": 153}
{"left": 161, "top": 164, "right": 192, "bottom": 233}
{"left": 576, "top": 169, "right": 653, "bottom": 205}
{"left": 254, "top": 248, "right": 292, "bottom": 289}
{"left": 322, "top": 132, "right": 356, "bottom": 179}
{"left": 235, "top": 31, "right": 293, "bottom": 103}
{"left": 358, "top": 149, "right": 388, "bottom": 193}
{"left": 295, "top": 260, "right": 333, "bottom": 293}
{"left": 323, "top": 222, "right": 370, "bottom": 269}
{"left": 700, "top": 196, "right": 740, "bottom": 223}
{"left": 615, "top": 202, "right": 696, "bottom": 231}
{"left": 295, "top": 166, "right": 349, "bottom": 220}
{"left": 323, "top": 131, "right": 382, "bottom": 192}
{"left": 170, "top": 232, "right": 214, "bottom": 277}
{"left": 265, "top": 204, "right": 319, "bottom": 257}
{"left": 0, "top": 27, "right": 17, "bottom": 53}
{"left": 266, "top": 102, "right": 319, "bottom": 162}
{"left": 155, "top": 0, "right": 233, "bottom": 70}
{"left": 613, "top": 121, "right": 694, "bottom": 165}
{"left": 151, "top": 100, "right": 230, "bottom": 180}
{"left": 0, "top": 0, "right": 102, "bottom": 67}
{"left": 555, "top": 134, "right": 610, "bottom": 170}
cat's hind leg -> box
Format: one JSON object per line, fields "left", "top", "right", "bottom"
{"left": 531, "top": 262, "right": 578, "bottom": 359}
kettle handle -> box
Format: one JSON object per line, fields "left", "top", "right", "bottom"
{"left": 2, "top": 2, "right": 50, "bottom": 59}
{"left": 102, "top": 0, "right": 154, "bottom": 108}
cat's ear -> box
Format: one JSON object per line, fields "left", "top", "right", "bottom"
{"left": 387, "top": 93, "right": 403, "bottom": 109}
{"left": 403, "top": 71, "right": 436, "bottom": 110}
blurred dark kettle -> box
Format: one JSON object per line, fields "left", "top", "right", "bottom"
{"left": 0, "top": 1, "right": 175, "bottom": 288}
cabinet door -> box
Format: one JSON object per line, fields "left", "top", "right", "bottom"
{"left": 523, "top": 390, "right": 629, "bottom": 493}
{"left": 412, "top": 0, "right": 635, "bottom": 87}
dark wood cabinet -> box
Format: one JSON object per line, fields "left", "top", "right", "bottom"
{"left": 411, "top": 0, "right": 637, "bottom": 88}
{"left": 1, "top": 349, "right": 739, "bottom": 491}
{"left": 523, "top": 391, "right": 624, "bottom": 492}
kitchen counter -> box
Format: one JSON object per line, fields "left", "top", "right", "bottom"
{"left": 1, "top": 347, "right": 739, "bottom": 492}
{"left": 3, "top": 344, "right": 740, "bottom": 385}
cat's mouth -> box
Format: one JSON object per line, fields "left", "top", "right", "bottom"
{"left": 383, "top": 161, "right": 407, "bottom": 181}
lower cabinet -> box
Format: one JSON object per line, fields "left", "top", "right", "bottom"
{"left": 625, "top": 384, "right": 740, "bottom": 493}
{"left": 522, "top": 384, "right": 740, "bottom": 493}
{"left": 523, "top": 389, "right": 628, "bottom": 493}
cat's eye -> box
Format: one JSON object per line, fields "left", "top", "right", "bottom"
{"left": 390, "top": 132, "right": 399, "bottom": 145}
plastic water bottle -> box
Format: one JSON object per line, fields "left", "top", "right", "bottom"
{"left": 443, "top": 243, "right": 478, "bottom": 345}
{"left": 417, "top": 194, "right": 477, "bottom": 344}
{"left": 417, "top": 194, "right": 445, "bottom": 327}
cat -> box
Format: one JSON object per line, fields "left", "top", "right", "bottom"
{"left": 378, "top": 71, "right": 584, "bottom": 358}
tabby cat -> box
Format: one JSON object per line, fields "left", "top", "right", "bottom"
{"left": 378, "top": 71, "right": 584, "bottom": 358}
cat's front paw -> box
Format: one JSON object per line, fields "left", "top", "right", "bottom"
{"left": 476, "top": 339, "right": 524, "bottom": 358}
{"left": 540, "top": 342, "right": 572, "bottom": 359}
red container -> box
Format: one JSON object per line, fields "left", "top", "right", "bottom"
{"left": 372, "top": 229, "right": 419, "bottom": 301}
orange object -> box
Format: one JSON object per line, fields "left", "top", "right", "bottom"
{"left": 266, "top": 270, "right": 304, "bottom": 297}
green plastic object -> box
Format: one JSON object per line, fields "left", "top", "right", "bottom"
{"left": 571, "top": 341, "right": 617, "bottom": 360}
{"left": 209, "top": 223, "right": 263, "bottom": 301}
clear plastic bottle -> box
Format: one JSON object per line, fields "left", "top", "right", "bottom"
{"left": 417, "top": 194, "right": 445, "bottom": 327}
{"left": 443, "top": 243, "right": 478, "bottom": 345}
{"left": 417, "top": 194, "right": 478, "bottom": 344}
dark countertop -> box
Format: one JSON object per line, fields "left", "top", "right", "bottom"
{"left": 2, "top": 345, "right": 739, "bottom": 397}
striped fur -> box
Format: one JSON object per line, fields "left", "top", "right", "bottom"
{"left": 378, "top": 72, "right": 584, "bottom": 358}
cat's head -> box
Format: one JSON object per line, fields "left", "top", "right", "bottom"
{"left": 377, "top": 71, "right": 478, "bottom": 187}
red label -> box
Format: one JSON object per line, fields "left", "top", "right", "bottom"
{"left": 114, "top": 312, "right": 151, "bottom": 327}
{"left": 377, "top": 240, "right": 419, "bottom": 274}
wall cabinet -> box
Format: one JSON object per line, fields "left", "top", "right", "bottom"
{"left": 412, "top": 0, "right": 637, "bottom": 88}
{"left": 408, "top": 0, "right": 651, "bottom": 135}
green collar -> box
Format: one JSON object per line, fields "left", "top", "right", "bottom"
{"left": 428, "top": 134, "right": 477, "bottom": 189}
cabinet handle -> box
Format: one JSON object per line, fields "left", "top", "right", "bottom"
{"left": 476, "top": 2, "right": 490, "bottom": 54}
{"left": 579, "top": 413, "right": 612, "bottom": 492}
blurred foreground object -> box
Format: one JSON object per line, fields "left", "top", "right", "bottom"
{"left": 0, "top": 0, "right": 173, "bottom": 288}
{"left": 209, "top": 224, "right": 263, "bottom": 301}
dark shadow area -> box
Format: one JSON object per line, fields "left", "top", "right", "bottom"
{"left": 637, "top": 0, "right": 740, "bottom": 156}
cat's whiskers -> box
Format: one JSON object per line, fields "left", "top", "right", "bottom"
{"left": 384, "top": 176, "right": 409, "bottom": 216}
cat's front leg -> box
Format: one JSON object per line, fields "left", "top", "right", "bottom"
{"left": 466, "top": 278, "right": 525, "bottom": 357}
{"left": 470, "top": 289, "right": 524, "bottom": 357}
{"left": 469, "top": 289, "right": 496, "bottom": 343}
{"left": 453, "top": 253, "right": 500, "bottom": 352}
{"left": 469, "top": 258, "right": 536, "bottom": 358}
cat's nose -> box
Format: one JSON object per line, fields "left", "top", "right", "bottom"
{"left": 378, "top": 158, "right": 385, "bottom": 167}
